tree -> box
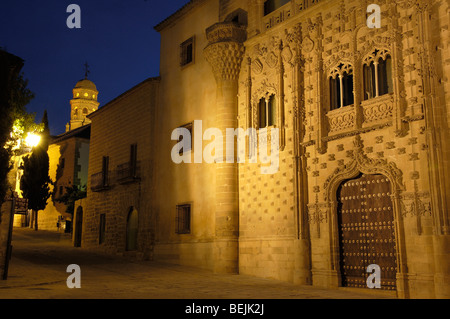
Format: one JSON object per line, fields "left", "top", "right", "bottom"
{"left": 0, "top": 56, "right": 35, "bottom": 208}
{"left": 19, "top": 110, "right": 51, "bottom": 230}
{"left": 54, "top": 184, "right": 87, "bottom": 217}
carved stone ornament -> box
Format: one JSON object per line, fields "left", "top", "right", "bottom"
{"left": 323, "top": 135, "right": 405, "bottom": 201}
{"left": 281, "top": 45, "right": 292, "bottom": 64}
{"left": 204, "top": 22, "right": 247, "bottom": 82}
{"left": 302, "top": 36, "right": 315, "bottom": 53}
{"left": 252, "top": 58, "right": 263, "bottom": 75}
{"left": 307, "top": 201, "right": 329, "bottom": 238}
{"left": 265, "top": 51, "right": 278, "bottom": 69}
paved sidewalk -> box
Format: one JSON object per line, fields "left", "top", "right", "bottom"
{"left": 0, "top": 227, "right": 396, "bottom": 299}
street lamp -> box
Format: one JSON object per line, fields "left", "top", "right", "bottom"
{"left": 24, "top": 132, "right": 41, "bottom": 148}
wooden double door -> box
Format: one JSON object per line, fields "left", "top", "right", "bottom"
{"left": 337, "top": 173, "right": 397, "bottom": 290}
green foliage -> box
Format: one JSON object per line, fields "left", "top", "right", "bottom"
{"left": 0, "top": 72, "right": 35, "bottom": 204}
{"left": 54, "top": 185, "right": 87, "bottom": 216}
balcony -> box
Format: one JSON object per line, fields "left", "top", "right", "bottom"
{"left": 116, "top": 161, "right": 141, "bottom": 184}
{"left": 90, "top": 171, "right": 111, "bottom": 192}
{"left": 361, "top": 93, "right": 394, "bottom": 127}
{"left": 326, "top": 105, "right": 356, "bottom": 134}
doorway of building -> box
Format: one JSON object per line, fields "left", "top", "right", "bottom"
{"left": 337, "top": 173, "right": 397, "bottom": 290}
{"left": 74, "top": 206, "right": 83, "bottom": 247}
{"left": 126, "top": 207, "right": 138, "bottom": 251}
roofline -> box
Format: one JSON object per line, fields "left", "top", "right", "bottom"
{"left": 87, "top": 76, "right": 160, "bottom": 120}
{"left": 51, "top": 123, "right": 91, "bottom": 144}
{"left": 153, "top": 0, "right": 208, "bottom": 32}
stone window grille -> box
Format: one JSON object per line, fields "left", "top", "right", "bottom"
{"left": 176, "top": 204, "right": 191, "bottom": 234}
{"left": 180, "top": 36, "right": 194, "bottom": 67}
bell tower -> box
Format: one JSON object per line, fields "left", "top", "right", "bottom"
{"left": 66, "top": 63, "right": 99, "bottom": 132}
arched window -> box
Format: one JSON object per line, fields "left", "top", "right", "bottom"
{"left": 363, "top": 49, "right": 393, "bottom": 100}
{"left": 258, "top": 94, "right": 277, "bottom": 128}
{"left": 82, "top": 108, "right": 88, "bottom": 115}
{"left": 329, "top": 63, "right": 354, "bottom": 110}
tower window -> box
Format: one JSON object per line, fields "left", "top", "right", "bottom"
{"left": 176, "top": 204, "right": 191, "bottom": 234}
{"left": 180, "top": 37, "right": 194, "bottom": 67}
{"left": 82, "top": 108, "right": 88, "bottom": 115}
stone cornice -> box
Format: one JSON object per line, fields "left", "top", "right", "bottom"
{"left": 154, "top": 0, "right": 208, "bottom": 32}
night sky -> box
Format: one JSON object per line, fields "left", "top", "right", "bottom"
{"left": 1, "top": 0, "right": 190, "bottom": 135}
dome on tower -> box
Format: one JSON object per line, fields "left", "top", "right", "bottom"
{"left": 74, "top": 79, "right": 97, "bottom": 91}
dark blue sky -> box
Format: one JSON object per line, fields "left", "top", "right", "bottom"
{"left": 1, "top": 0, "right": 189, "bottom": 135}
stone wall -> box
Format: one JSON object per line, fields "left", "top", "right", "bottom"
{"left": 152, "top": 0, "right": 220, "bottom": 270}
{"left": 79, "top": 0, "right": 449, "bottom": 298}
{"left": 82, "top": 78, "right": 159, "bottom": 260}
{"left": 235, "top": 0, "right": 450, "bottom": 298}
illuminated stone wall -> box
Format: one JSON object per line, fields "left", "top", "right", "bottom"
{"left": 81, "top": 78, "right": 159, "bottom": 260}
{"left": 80, "top": 0, "right": 449, "bottom": 298}
{"left": 234, "top": 0, "right": 450, "bottom": 298}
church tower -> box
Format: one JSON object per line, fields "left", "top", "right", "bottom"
{"left": 66, "top": 65, "right": 99, "bottom": 132}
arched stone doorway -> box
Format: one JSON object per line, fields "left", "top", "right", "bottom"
{"left": 74, "top": 206, "right": 83, "bottom": 247}
{"left": 322, "top": 135, "right": 409, "bottom": 297}
{"left": 337, "top": 173, "right": 397, "bottom": 290}
{"left": 126, "top": 207, "right": 138, "bottom": 251}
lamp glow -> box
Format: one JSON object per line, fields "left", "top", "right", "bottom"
{"left": 25, "top": 133, "right": 41, "bottom": 148}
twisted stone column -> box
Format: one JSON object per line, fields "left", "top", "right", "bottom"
{"left": 204, "top": 22, "right": 246, "bottom": 274}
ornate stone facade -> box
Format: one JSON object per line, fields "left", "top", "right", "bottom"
{"left": 231, "top": 0, "right": 449, "bottom": 298}
{"left": 81, "top": 0, "right": 449, "bottom": 299}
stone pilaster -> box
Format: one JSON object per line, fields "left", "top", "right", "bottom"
{"left": 204, "top": 22, "right": 246, "bottom": 274}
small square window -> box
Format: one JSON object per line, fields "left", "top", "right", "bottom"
{"left": 176, "top": 204, "right": 191, "bottom": 234}
{"left": 180, "top": 37, "right": 194, "bottom": 67}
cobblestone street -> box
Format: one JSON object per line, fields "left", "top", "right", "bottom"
{"left": 0, "top": 227, "right": 396, "bottom": 300}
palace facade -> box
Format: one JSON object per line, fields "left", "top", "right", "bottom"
{"left": 78, "top": 0, "right": 450, "bottom": 298}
